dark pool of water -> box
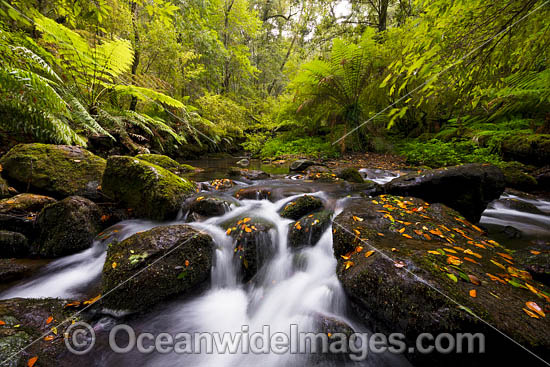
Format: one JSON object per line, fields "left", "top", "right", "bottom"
{"left": 182, "top": 157, "right": 291, "bottom": 182}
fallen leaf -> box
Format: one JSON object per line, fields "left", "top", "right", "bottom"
{"left": 377, "top": 232, "right": 385, "bottom": 237}
{"left": 530, "top": 250, "right": 541, "bottom": 255}
{"left": 352, "top": 215, "right": 364, "bottom": 222}
{"left": 364, "top": 250, "right": 375, "bottom": 258}
{"left": 27, "top": 357, "right": 38, "bottom": 367}
{"left": 44, "top": 335, "right": 54, "bottom": 341}
{"left": 427, "top": 250, "right": 440, "bottom": 255}
{"left": 490, "top": 260, "right": 506, "bottom": 270}
{"left": 402, "top": 233, "right": 412, "bottom": 239}
{"left": 355, "top": 246, "right": 364, "bottom": 253}
{"left": 447, "top": 256, "right": 463, "bottom": 266}
{"left": 185, "top": 260, "right": 190, "bottom": 267}
{"left": 469, "top": 289, "right": 477, "bottom": 298}
{"left": 464, "top": 249, "right": 482, "bottom": 259}
{"left": 398, "top": 227, "right": 405, "bottom": 234}
{"left": 226, "top": 228, "right": 232, "bottom": 235}
{"left": 0, "top": 320, "right": 5, "bottom": 325}
{"left": 83, "top": 294, "right": 101, "bottom": 305}
{"left": 243, "top": 217, "right": 251, "bottom": 223}
{"left": 463, "top": 257, "right": 479, "bottom": 265}
{"left": 447, "top": 273, "right": 458, "bottom": 282}
{"left": 46, "top": 316, "right": 53, "bottom": 324}
{"left": 111, "top": 262, "right": 117, "bottom": 269}
{"left": 244, "top": 227, "right": 252, "bottom": 233}
{"left": 344, "top": 261, "right": 354, "bottom": 270}
{"left": 497, "top": 252, "right": 513, "bottom": 260}
{"left": 51, "top": 326, "right": 57, "bottom": 335}
{"left": 526, "top": 302, "right": 545, "bottom": 317}
{"left": 523, "top": 308, "right": 540, "bottom": 319}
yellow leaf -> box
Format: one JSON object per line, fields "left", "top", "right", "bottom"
{"left": 402, "top": 234, "right": 412, "bottom": 239}
{"left": 51, "top": 326, "right": 58, "bottom": 335}
{"left": 447, "top": 256, "right": 463, "bottom": 266}
{"left": 490, "top": 260, "right": 506, "bottom": 270}
{"left": 443, "top": 248, "right": 457, "bottom": 254}
{"left": 83, "top": 294, "right": 101, "bottom": 305}
{"left": 352, "top": 215, "right": 364, "bottom": 222}
{"left": 469, "top": 289, "right": 477, "bottom": 298}
{"left": 344, "top": 261, "right": 354, "bottom": 270}
{"left": 398, "top": 227, "right": 405, "bottom": 234}
{"left": 226, "top": 228, "right": 232, "bottom": 235}
{"left": 111, "top": 262, "right": 117, "bottom": 269}
{"left": 464, "top": 249, "right": 482, "bottom": 259}
{"left": 196, "top": 196, "right": 205, "bottom": 201}
{"left": 245, "top": 227, "right": 252, "bottom": 233}
{"left": 427, "top": 250, "right": 440, "bottom": 255}
{"left": 353, "top": 229, "right": 361, "bottom": 236}
{"left": 377, "top": 232, "right": 385, "bottom": 237}
{"left": 364, "top": 250, "right": 375, "bottom": 258}
{"left": 243, "top": 218, "right": 251, "bottom": 223}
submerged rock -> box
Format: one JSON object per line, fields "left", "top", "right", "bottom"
{"left": 0, "top": 231, "right": 29, "bottom": 258}
{"left": 0, "top": 194, "right": 56, "bottom": 238}
{"left": 384, "top": 163, "right": 505, "bottom": 223}
{"left": 35, "top": 196, "right": 102, "bottom": 257}
{"left": 224, "top": 217, "right": 275, "bottom": 281}
{"left": 181, "top": 194, "right": 238, "bottom": 221}
{"left": 288, "top": 210, "right": 332, "bottom": 248}
{"left": 101, "top": 225, "right": 213, "bottom": 312}
{"left": 499, "top": 198, "right": 545, "bottom": 215}
{"left": 135, "top": 154, "right": 199, "bottom": 176}
{"left": 333, "top": 195, "right": 550, "bottom": 366}
{"left": 101, "top": 156, "right": 196, "bottom": 221}
{"left": 280, "top": 195, "right": 324, "bottom": 220}
{"left": 0, "top": 144, "right": 106, "bottom": 200}
{"left": 289, "top": 159, "right": 316, "bottom": 172}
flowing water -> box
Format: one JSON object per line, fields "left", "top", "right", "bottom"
{"left": 2, "top": 163, "right": 549, "bottom": 366}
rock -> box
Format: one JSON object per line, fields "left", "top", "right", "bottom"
{"left": 0, "top": 144, "right": 106, "bottom": 200}
{"left": 334, "top": 167, "right": 364, "bottom": 183}
{"left": 289, "top": 159, "right": 316, "bottom": 172}
{"left": 333, "top": 196, "right": 550, "bottom": 366}
{"left": 0, "top": 259, "right": 32, "bottom": 283}
{"left": 356, "top": 180, "right": 383, "bottom": 196}
{"left": 280, "top": 195, "right": 324, "bottom": 220}
{"left": 499, "top": 198, "right": 545, "bottom": 215}
{"left": 499, "top": 161, "right": 538, "bottom": 192}
{"left": 101, "top": 225, "right": 213, "bottom": 311}
{"left": 384, "top": 163, "right": 505, "bottom": 223}
{"left": 35, "top": 196, "right": 102, "bottom": 257}
{"left": 501, "top": 134, "right": 550, "bottom": 166}
{"left": 0, "top": 194, "right": 56, "bottom": 238}
{"left": 0, "top": 298, "right": 75, "bottom": 366}
{"left": 501, "top": 225, "right": 522, "bottom": 239}
{"left": 224, "top": 217, "right": 275, "bottom": 281}
{"left": 101, "top": 156, "right": 196, "bottom": 221}
{"left": 229, "top": 168, "right": 270, "bottom": 180}
{"left": 182, "top": 194, "right": 238, "bottom": 221}
{"left": 233, "top": 187, "right": 272, "bottom": 201}
{"left": 0, "top": 231, "right": 29, "bottom": 258}
{"left": 200, "top": 178, "right": 235, "bottom": 191}
{"left": 515, "top": 244, "right": 550, "bottom": 287}
{"left": 534, "top": 166, "right": 550, "bottom": 191}
{"left": 135, "top": 154, "right": 199, "bottom": 176}
{"left": 288, "top": 211, "right": 332, "bottom": 248}
{"left": 236, "top": 158, "right": 250, "bottom": 167}
{"left": 305, "top": 165, "right": 332, "bottom": 174}
{"left": 0, "top": 175, "right": 12, "bottom": 199}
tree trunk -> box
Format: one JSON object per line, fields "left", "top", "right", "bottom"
{"left": 129, "top": 1, "right": 140, "bottom": 111}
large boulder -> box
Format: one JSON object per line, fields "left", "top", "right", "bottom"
{"left": 135, "top": 154, "right": 199, "bottom": 176}
{"left": 35, "top": 196, "right": 102, "bottom": 257}
{"left": 334, "top": 167, "right": 364, "bottom": 183}
{"left": 0, "top": 144, "right": 106, "bottom": 200}
{"left": 101, "top": 225, "right": 213, "bottom": 311}
{"left": 101, "top": 156, "right": 196, "bottom": 221}
{"left": 384, "top": 163, "right": 505, "bottom": 223}
{"left": 0, "top": 231, "right": 29, "bottom": 258}
{"left": 288, "top": 211, "right": 332, "bottom": 248}
{"left": 0, "top": 194, "right": 56, "bottom": 238}
{"left": 333, "top": 196, "right": 550, "bottom": 366}
{"left": 280, "top": 195, "right": 324, "bottom": 220}
{"left": 224, "top": 216, "right": 275, "bottom": 281}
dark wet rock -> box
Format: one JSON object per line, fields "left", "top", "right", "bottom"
{"left": 233, "top": 187, "right": 272, "bottom": 201}
{"left": 0, "top": 194, "right": 56, "bottom": 238}
{"left": 289, "top": 159, "right": 316, "bottom": 172}
{"left": 0, "top": 259, "right": 33, "bottom": 283}
{"left": 182, "top": 194, "right": 238, "bottom": 221}
{"left": 305, "top": 172, "right": 339, "bottom": 181}
{"left": 101, "top": 225, "right": 213, "bottom": 312}
{"left": 280, "top": 195, "right": 324, "bottom": 220}
{"left": 0, "top": 175, "right": 13, "bottom": 199}
{"left": 501, "top": 133, "right": 550, "bottom": 167}
{"left": 534, "top": 166, "right": 550, "bottom": 191}
{"left": 334, "top": 167, "right": 364, "bottom": 183}
{"left": 101, "top": 156, "right": 196, "bottom": 221}
{"left": 308, "top": 313, "right": 355, "bottom": 363}
{"left": 501, "top": 225, "right": 522, "bottom": 239}
{"left": 0, "top": 298, "right": 74, "bottom": 367}
{"left": 228, "top": 168, "right": 270, "bottom": 180}
{"left": 499, "top": 161, "right": 538, "bottom": 192}
{"left": 0, "top": 231, "right": 29, "bottom": 258}
{"left": 135, "top": 154, "right": 199, "bottom": 176}
{"left": 355, "top": 180, "right": 383, "bottom": 196}
{"left": 289, "top": 211, "right": 332, "bottom": 248}
{"left": 333, "top": 195, "right": 550, "bottom": 366}
{"left": 199, "top": 178, "right": 235, "bottom": 192}
{"left": 236, "top": 158, "right": 250, "bottom": 167}
{"left": 515, "top": 244, "right": 550, "bottom": 287}
{"left": 384, "top": 163, "right": 505, "bottom": 223}
{"left": 498, "top": 198, "right": 545, "bottom": 215}
{"left": 224, "top": 217, "right": 275, "bottom": 281}
{"left": 35, "top": 196, "right": 102, "bottom": 258}
{"left": 0, "top": 144, "right": 106, "bottom": 200}
{"left": 305, "top": 165, "right": 332, "bottom": 174}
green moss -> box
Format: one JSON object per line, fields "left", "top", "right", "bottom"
{"left": 501, "top": 133, "right": 550, "bottom": 166}
{"left": 280, "top": 195, "right": 323, "bottom": 220}
{"left": 498, "top": 161, "right": 538, "bottom": 191}
{"left": 336, "top": 167, "right": 364, "bottom": 183}
{"left": 0, "top": 144, "right": 105, "bottom": 198}
{"left": 136, "top": 154, "right": 197, "bottom": 175}
{"left": 102, "top": 156, "right": 197, "bottom": 220}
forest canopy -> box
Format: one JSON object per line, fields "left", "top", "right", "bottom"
{"left": 0, "top": 0, "right": 549, "bottom": 166}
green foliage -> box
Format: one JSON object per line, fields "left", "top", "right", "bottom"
{"left": 259, "top": 135, "right": 339, "bottom": 159}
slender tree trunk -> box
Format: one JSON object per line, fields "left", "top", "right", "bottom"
{"left": 378, "top": 0, "right": 389, "bottom": 32}
{"left": 129, "top": 1, "right": 140, "bottom": 111}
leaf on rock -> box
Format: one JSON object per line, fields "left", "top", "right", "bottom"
{"left": 344, "top": 261, "right": 354, "bottom": 270}
{"left": 364, "top": 250, "right": 375, "bottom": 258}
{"left": 526, "top": 302, "right": 545, "bottom": 317}
{"left": 447, "top": 273, "right": 458, "bottom": 282}
{"left": 46, "top": 316, "right": 53, "bottom": 324}
{"left": 469, "top": 289, "right": 477, "bottom": 298}
{"left": 27, "top": 357, "right": 38, "bottom": 367}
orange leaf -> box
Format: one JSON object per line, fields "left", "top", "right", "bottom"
{"left": 83, "top": 294, "right": 101, "bottom": 305}
{"left": 344, "top": 261, "right": 354, "bottom": 270}
{"left": 352, "top": 216, "right": 364, "bottom": 222}
{"left": 464, "top": 249, "right": 482, "bottom": 259}
{"left": 46, "top": 316, "right": 53, "bottom": 324}
{"left": 185, "top": 260, "right": 190, "bottom": 267}
{"left": 464, "top": 257, "right": 479, "bottom": 265}
{"left": 398, "top": 227, "right": 405, "bottom": 234}
{"left": 0, "top": 320, "right": 5, "bottom": 325}
{"left": 526, "top": 302, "right": 545, "bottom": 317}
{"left": 530, "top": 250, "right": 541, "bottom": 255}
{"left": 468, "top": 274, "right": 481, "bottom": 285}
{"left": 423, "top": 234, "right": 431, "bottom": 240}
{"left": 447, "top": 256, "right": 463, "bottom": 266}
{"left": 28, "top": 357, "right": 38, "bottom": 367}
{"left": 243, "top": 217, "right": 251, "bottom": 223}
{"left": 469, "top": 289, "right": 477, "bottom": 298}
{"left": 523, "top": 308, "right": 540, "bottom": 319}
{"left": 402, "top": 234, "right": 412, "bottom": 239}
{"left": 486, "top": 273, "right": 506, "bottom": 284}
{"left": 355, "top": 246, "right": 364, "bottom": 253}
{"left": 244, "top": 227, "right": 252, "bottom": 233}
{"left": 226, "top": 228, "right": 232, "bottom": 235}
{"left": 377, "top": 232, "right": 385, "bottom": 237}
{"left": 364, "top": 250, "right": 375, "bottom": 258}
{"left": 497, "top": 252, "right": 513, "bottom": 260}
{"left": 44, "top": 335, "right": 54, "bottom": 341}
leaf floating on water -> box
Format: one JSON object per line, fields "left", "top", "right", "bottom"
{"left": 526, "top": 302, "right": 545, "bottom": 317}
{"left": 447, "top": 273, "right": 458, "bottom": 283}
{"left": 469, "top": 289, "right": 477, "bottom": 298}
{"left": 46, "top": 316, "right": 53, "bottom": 324}
{"left": 344, "top": 261, "right": 354, "bottom": 270}
{"left": 364, "top": 250, "right": 375, "bottom": 258}
{"left": 523, "top": 308, "right": 540, "bottom": 319}
{"left": 27, "top": 357, "right": 38, "bottom": 367}
{"left": 352, "top": 216, "right": 364, "bottom": 222}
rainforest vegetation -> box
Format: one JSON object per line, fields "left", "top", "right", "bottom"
{"left": 0, "top": 0, "right": 549, "bottom": 168}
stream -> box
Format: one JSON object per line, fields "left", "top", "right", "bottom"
{"left": 1, "top": 160, "right": 549, "bottom": 366}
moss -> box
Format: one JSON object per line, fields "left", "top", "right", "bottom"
{"left": 501, "top": 133, "right": 550, "bottom": 166}
{"left": 498, "top": 161, "right": 538, "bottom": 191}
{"left": 288, "top": 210, "right": 332, "bottom": 248}
{"left": 280, "top": 195, "right": 323, "bottom": 220}
{"left": 136, "top": 153, "right": 198, "bottom": 175}
{"left": 335, "top": 167, "right": 364, "bottom": 183}
{"left": 101, "top": 156, "right": 197, "bottom": 220}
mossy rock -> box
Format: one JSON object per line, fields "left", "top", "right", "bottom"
{"left": 101, "top": 224, "right": 213, "bottom": 312}
{"left": 333, "top": 196, "right": 550, "bottom": 366}
{"left": 334, "top": 167, "right": 364, "bottom": 183}
{"left": 288, "top": 210, "right": 332, "bottom": 248}
{"left": 0, "top": 175, "right": 11, "bottom": 199}
{"left": 0, "top": 144, "right": 106, "bottom": 200}
{"left": 101, "top": 156, "right": 197, "bottom": 221}
{"left": 501, "top": 134, "right": 550, "bottom": 167}
{"left": 499, "top": 161, "right": 538, "bottom": 192}
{"left": 224, "top": 216, "right": 275, "bottom": 281}
{"left": 0, "top": 231, "right": 29, "bottom": 258}
{"left": 280, "top": 195, "right": 324, "bottom": 220}
{"left": 181, "top": 194, "right": 239, "bottom": 221}
{"left": 135, "top": 154, "right": 198, "bottom": 176}
{"left": 0, "top": 194, "right": 56, "bottom": 239}
{"left": 0, "top": 298, "right": 76, "bottom": 367}
{"left": 289, "top": 159, "right": 316, "bottom": 172}
{"left": 35, "top": 196, "right": 102, "bottom": 258}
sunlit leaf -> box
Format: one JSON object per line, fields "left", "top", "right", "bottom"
{"left": 364, "top": 250, "right": 375, "bottom": 258}
{"left": 469, "top": 289, "right": 477, "bottom": 298}
{"left": 526, "top": 302, "right": 545, "bottom": 317}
